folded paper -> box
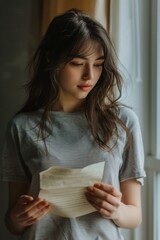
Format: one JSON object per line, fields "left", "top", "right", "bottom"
{"left": 39, "top": 161, "right": 105, "bottom": 218}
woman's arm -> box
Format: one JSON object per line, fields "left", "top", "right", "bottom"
{"left": 5, "top": 182, "right": 50, "bottom": 235}
{"left": 113, "top": 179, "right": 142, "bottom": 228}
{"left": 86, "top": 179, "right": 142, "bottom": 228}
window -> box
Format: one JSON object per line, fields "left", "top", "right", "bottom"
{"left": 111, "top": 0, "right": 159, "bottom": 239}
{"left": 146, "top": 0, "right": 160, "bottom": 240}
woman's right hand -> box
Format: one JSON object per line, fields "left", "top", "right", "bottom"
{"left": 6, "top": 195, "right": 50, "bottom": 234}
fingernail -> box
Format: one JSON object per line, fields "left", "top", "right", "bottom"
{"left": 87, "top": 186, "right": 94, "bottom": 191}
{"left": 94, "top": 183, "right": 101, "bottom": 187}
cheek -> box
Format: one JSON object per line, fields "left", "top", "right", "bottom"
{"left": 62, "top": 70, "right": 80, "bottom": 85}
{"left": 95, "top": 70, "right": 102, "bottom": 82}
{"left": 58, "top": 72, "right": 76, "bottom": 87}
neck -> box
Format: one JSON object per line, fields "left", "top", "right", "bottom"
{"left": 52, "top": 100, "right": 84, "bottom": 113}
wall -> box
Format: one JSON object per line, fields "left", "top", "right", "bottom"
{"left": 0, "top": 0, "right": 39, "bottom": 239}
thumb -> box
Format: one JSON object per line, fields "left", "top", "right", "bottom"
{"left": 17, "top": 195, "right": 34, "bottom": 205}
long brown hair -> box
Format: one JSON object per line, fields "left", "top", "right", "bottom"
{"left": 19, "top": 9, "right": 129, "bottom": 150}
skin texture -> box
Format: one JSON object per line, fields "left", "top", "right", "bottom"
{"left": 54, "top": 41, "right": 104, "bottom": 112}
{"left": 6, "top": 179, "right": 142, "bottom": 234}
{"left": 86, "top": 180, "right": 142, "bottom": 228}
{"left": 5, "top": 182, "right": 50, "bottom": 234}
{"left": 5, "top": 41, "right": 142, "bottom": 234}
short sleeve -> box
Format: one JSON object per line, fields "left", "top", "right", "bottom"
{"left": 119, "top": 109, "right": 146, "bottom": 185}
{"left": 0, "top": 119, "right": 31, "bottom": 182}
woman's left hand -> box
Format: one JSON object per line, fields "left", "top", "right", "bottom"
{"left": 85, "top": 182, "right": 122, "bottom": 220}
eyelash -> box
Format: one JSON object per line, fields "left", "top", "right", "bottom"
{"left": 70, "top": 62, "right": 103, "bottom": 67}
{"left": 94, "top": 64, "right": 103, "bottom": 67}
{"left": 70, "top": 62, "right": 83, "bottom": 66}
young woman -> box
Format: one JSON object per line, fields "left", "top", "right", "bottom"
{"left": 0, "top": 8, "right": 146, "bottom": 240}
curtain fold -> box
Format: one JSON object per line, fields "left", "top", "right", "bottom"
{"left": 40, "top": 0, "right": 110, "bottom": 36}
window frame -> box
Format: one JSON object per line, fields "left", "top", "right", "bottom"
{"left": 146, "top": 0, "right": 160, "bottom": 239}
{"left": 150, "top": 0, "right": 160, "bottom": 156}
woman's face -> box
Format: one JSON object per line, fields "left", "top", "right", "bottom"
{"left": 56, "top": 41, "right": 104, "bottom": 110}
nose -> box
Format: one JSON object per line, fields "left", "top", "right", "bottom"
{"left": 82, "top": 65, "right": 94, "bottom": 80}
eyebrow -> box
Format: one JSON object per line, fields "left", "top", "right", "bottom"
{"left": 71, "top": 55, "right": 105, "bottom": 61}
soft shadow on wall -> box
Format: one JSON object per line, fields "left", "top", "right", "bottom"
{"left": 0, "top": 0, "right": 109, "bottom": 239}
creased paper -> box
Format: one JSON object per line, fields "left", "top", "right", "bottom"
{"left": 39, "top": 161, "right": 105, "bottom": 218}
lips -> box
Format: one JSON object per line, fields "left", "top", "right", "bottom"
{"left": 77, "top": 84, "right": 92, "bottom": 92}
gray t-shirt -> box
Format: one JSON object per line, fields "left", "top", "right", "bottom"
{"left": 0, "top": 107, "right": 146, "bottom": 240}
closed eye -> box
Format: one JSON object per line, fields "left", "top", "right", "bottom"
{"left": 94, "top": 64, "right": 103, "bottom": 67}
{"left": 70, "top": 61, "right": 84, "bottom": 66}
{"left": 94, "top": 62, "right": 104, "bottom": 67}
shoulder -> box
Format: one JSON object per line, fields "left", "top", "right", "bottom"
{"left": 118, "top": 106, "right": 140, "bottom": 131}
{"left": 7, "top": 110, "right": 42, "bottom": 132}
{"left": 10, "top": 113, "right": 29, "bottom": 126}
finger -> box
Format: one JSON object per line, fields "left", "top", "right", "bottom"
{"left": 18, "top": 200, "right": 50, "bottom": 220}
{"left": 88, "top": 200, "right": 113, "bottom": 219}
{"left": 18, "top": 204, "right": 50, "bottom": 226}
{"left": 86, "top": 193, "right": 121, "bottom": 220}
{"left": 86, "top": 193, "right": 115, "bottom": 211}
{"left": 17, "top": 195, "right": 34, "bottom": 205}
{"left": 91, "top": 202, "right": 114, "bottom": 219}
{"left": 86, "top": 187, "right": 121, "bottom": 207}
{"left": 16, "top": 198, "right": 47, "bottom": 217}
{"left": 24, "top": 205, "right": 50, "bottom": 225}
{"left": 94, "top": 183, "right": 113, "bottom": 192}
{"left": 87, "top": 184, "right": 113, "bottom": 197}
{"left": 25, "top": 200, "right": 50, "bottom": 218}
{"left": 93, "top": 183, "right": 122, "bottom": 199}
{"left": 86, "top": 190, "right": 120, "bottom": 209}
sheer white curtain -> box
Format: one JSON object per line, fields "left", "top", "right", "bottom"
{"left": 148, "top": 0, "right": 160, "bottom": 240}
{"left": 110, "top": 1, "right": 150, "bottom": 240}
{"left": 110, "top": 0, "right": 143, "bottom": 109}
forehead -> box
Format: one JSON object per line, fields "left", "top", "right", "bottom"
{"left": 77, "top": 40, "right": 104, "bottom": 57}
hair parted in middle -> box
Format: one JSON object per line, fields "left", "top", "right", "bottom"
{"left": 19, "top": 8, "right": 129, "bottom": 150}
